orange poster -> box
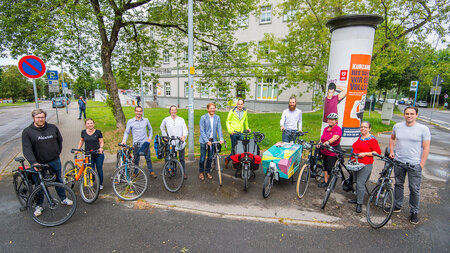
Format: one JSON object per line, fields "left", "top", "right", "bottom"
{"left": 342, "top": 54, "right": 371, "bottom": 137}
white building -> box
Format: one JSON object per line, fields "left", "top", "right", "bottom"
{"left": 150, "top": 0, "right": 313, "bottom": 112}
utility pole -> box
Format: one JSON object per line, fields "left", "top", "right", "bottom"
{"left": 187, "top": 0, "right": 195, "bottom": 161}
{"left": 140, "top": 61, "right": 145, "bottom": 115}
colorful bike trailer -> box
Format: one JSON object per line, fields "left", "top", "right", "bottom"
{"left": 262, "top": 142, "right": 303, "bottom": 179}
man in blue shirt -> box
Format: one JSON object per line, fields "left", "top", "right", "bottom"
{"left": 121, "top": 106, "right": 157, "bottom": 178}
{"left": 78, "top": 96, "right": 86, "bottom": 120}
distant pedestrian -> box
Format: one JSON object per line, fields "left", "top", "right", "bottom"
{"left": 78, "top": 96, "right": 86, "bottom": 120}
{"left": 136, "top": 96, "right": 141, "bottom": 107}
{"left": 76, "top": 118, "right": 105, "bottom": 190}
{"left": 389, "top": 106, "right": 430, "bottom": 225}
{"left": 280, "top": 96, "right": 302, "bottom": 142}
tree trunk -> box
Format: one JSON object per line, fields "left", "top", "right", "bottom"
{"left": 101, "top": 49, "right": 126, "bottom": 129}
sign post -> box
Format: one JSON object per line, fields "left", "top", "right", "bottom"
{"left": 430, "top": 75, "right": 444, "bottom": 122}
{"left": 48, "top": 70, "right": 60, "bottom": 124}
{"left": 18, "top": 55, "right": 46, "bottom": 108}
{"left": 411, "top": 81, "right": 419, "bottom": 107}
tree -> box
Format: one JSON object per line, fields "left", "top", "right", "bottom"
{"left": 0, "top": 0, "right": 258, "bottom": 128}
{"left": 0, "top": 65, "right": 34, "bottom": 102}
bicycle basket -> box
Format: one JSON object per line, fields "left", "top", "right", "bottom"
{"left": 346, "top": 160, "right": 365, "bottom": 172}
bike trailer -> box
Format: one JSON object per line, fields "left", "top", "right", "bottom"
{"left": 230, "top": 139, "right": 262, "bottom": 170}
{"left": 262, "top": 142, "right": 302, "bottom": 179}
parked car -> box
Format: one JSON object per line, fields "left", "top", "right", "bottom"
{"left": 52, "top": 97, "right": 66, "bottom": 108}
{"left": 416, "top": 101, "right": 428, "bottom": 107}
{"left": 398, "top": 100, "right": 406, "bottom": 105}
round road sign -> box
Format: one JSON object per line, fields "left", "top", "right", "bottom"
{"left": 18, "top": 55, "right": 46, "bottom": 79}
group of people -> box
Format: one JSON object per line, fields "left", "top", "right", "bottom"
{"left": 318, "top": 107, "right": 430, "bottom": 224}
{"left": 21, "top": 97, "right": 430, "bottom": 225}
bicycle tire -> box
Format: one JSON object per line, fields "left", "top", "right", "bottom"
{"left": 62, "top": 160, "right": 76, "bottom": 189}
{"left": 27, "top": 182, "right": 77, "bottom": 227}
{"left": 296, "top": 164, "right": 311, "bottom": 199}
{"left": 13, "top": 172, "right": 31, "bottom": 207}
{"left": 79, "top": 167, "right": 100, "bottom": 204}
{"left": 367, "top": 184, "right": 394, "bottom": 229}
{"left": 262, "top": 172, "right": 273, "bottom": 198}
{"left": 321, "top": 174, "right": 337, "bottom": 209}
{"left": 163, "top": 159, "right": 184, "bottom": 193}
{"left": 216, "top": 155, "right": 222, "bottom": 186}
{"left": 112, "top": 164, "right": 148, "bottom": 201}
{"left": 243, "top": 165, "right": 249, "bottom": 192}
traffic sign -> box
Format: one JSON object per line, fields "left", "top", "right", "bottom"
{"left": 62, "top": 82, "right": 68, "bottom": 88}
{"left": 47, "top": 70, "right": 58, "bottom": 80}
{"left": 432, "top": 76, "right": 444, "bottom": 86}
{"left": 49, "top": 85, "right": 59, "bottom": 93}
{"left": 18, "top": 55, "right": 46, "bottom": 79}
{"left": 445, "top": 94, "right": 448, "bottom": 99}
{"left": 430, "top": 86, "right": 442, "bottom": 95}
{"left": 410, "top": 81, "right": 418, "bottom": 92}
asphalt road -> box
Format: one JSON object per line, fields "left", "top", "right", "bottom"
{"left": 398, "top": 104, "right": 450, "bottom": 129}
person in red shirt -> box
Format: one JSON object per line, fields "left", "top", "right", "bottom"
{"left": 318, "top": 113, "right": 342, "bottom": 188}
{"left": 350, "top": 121, "right": 381, "bottom": 213}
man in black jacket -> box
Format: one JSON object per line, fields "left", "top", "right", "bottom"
{"left": 22, "top": 109, "right": 73, "bottom": 217}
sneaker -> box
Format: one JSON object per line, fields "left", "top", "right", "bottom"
{"left": 384, "top": 207, "right": 401, "bottom": 213}
{"left": 318, "top": 181, "right": 328, "bottom": 188}
{"left": 149, "top": 172, "right": 157, "bottom": 179}
{"left": 34, "top": 206, "right": 43, "bottom": 217}
{"left": 410, "top": 213, "right": 419, "bottom": 225}
{"left": 61, "top": 198, "right": 73, "bottom": 206}
{"left": 356, "top": 204, "right": 362, "bottom": 213}
{"left": 99, "top": 185, "right": 104, "bottom": 190}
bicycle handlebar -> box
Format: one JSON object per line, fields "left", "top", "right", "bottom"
{"left": 372, "top": 152, "right": 415, "bottom": 168}
{"left": 71, "top": 148, "right": 100, "bottom": 155}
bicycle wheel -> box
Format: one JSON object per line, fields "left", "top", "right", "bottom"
{"left": 216, "top": 155, "right": 223, "bottom": 186}
{"left": 62, "top": 160, "right": 76, "bottom": 189}
{"left": 321, "top": 174, "right": 337, "bottom": 209}
{"left": 13, "top": 172, "right": 31, "bottom": 207}
{"left": 262, "top": 172, "right": 273, "bottom": 198}
{"left": 367, "top": 184, "right": 394, "bottom": 229}
{"left": 112, "top": 164, "right": 148, "bottom": 201}
{"left": 163, "top": 159, "right": 184, "bottom": 193}
{"left": 27, "top": 182, "right": 77, "bottom": 227}
{"left": 243, "top": 165, "right": 249, "bottom": 192}
{"left": 79, "top": 167, "right": 100, "bottom": 204}
{"left": 296, "top": 164, "right": 311, "bottom": 199}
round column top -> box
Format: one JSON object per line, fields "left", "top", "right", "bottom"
{"left": 326, "top": 14, "right": 384, "bottom": 32}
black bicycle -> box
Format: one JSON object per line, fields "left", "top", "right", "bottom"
{"left": 366, "top": 151, "right": 414, "bottom": 228}
{"left": 111, "top": 143, "right": 149, "bottom": 201}
{"left": 320, "top": 144, "right": 357, "bottom": 209}
{"left": 12, "top": 157, "right": 77, "bottom": 227}
{"left": 296, "top": 139, "right": 324, "bottom": 199}
{"left": 161, "top": 136, "right": 185, "bottom": 193}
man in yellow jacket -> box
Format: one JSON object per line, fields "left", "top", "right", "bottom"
{"left": 225, "top": 99, "right": 251, "bottom": 168}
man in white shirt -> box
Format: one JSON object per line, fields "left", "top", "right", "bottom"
{"left": 280, "top": 96, "right": 303, "bottom": 142}
{"left": 160, "top": 105, "right": 188, "bottom": 179}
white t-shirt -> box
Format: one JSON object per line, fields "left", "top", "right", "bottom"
{"left": 280, "top": 108, "right": 302, "bottom": 131}
{"left": 392, "top": 122, "right": 431, "bottom": 164}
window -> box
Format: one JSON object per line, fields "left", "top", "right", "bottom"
{"left": 260, "top": 6, "right": 272, "bottom": 24}
{"left": 258, "top": 41, "right": 270, "bottom": 58}
{"left": 256, "top": 78, "right": 278, "bottom": 100}
{"left": 236, "top": 82, "right": 246, "bottom": 99}
{"left": 164, "top": 82, "right": 171, "bottom": 96}
{"left": 184, "top": 82, "right": 189, "bottom": 97}
{"left": 237, "top": 15, "right": 248, "bottom": 27}
{"left": 283, "top": 10, "right": 297, "bottom": 22}
{"left": 184, "top": 50, "right": 189, "bottom": 63}
{"left": 201, "top": 46, "right": 209, "bottom": 60}
{"left": 163, "top": 50, "right": 170, "bottom": 64}
{"left": 200, "top": 83, "right": 209, "bottom": 98}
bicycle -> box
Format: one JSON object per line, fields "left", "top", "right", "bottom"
{"left": 366, "top": 152, "right": 414, "bottom": 228}
{"left": 111, "top": 143, "right": 149, "bottom": 201}
{"left": 319, "top": 144, "right": 357, "bottom": 209}
{"left": 161, "top": 136, "right": 185, "bottom": 193}
{"left": 12, "top": 157, "right": 77, "bottom": 227}
{"left": 295, "top": 139, "right": 324, "bottom": 199}
{"left": 210, "top": 140, "right": 227, "bottom": 186}
{"left": 63, "top": 149, "right": 100, "bottom": 204}
{"left": 262, "top": 130, "right": 304, "bottom": 198}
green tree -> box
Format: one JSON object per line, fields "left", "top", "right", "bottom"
{"left": 0, "top": 0, "right": 258, "bottom": 128}
{"left": 0, "top": 65, "right": 34, "bottom": 102}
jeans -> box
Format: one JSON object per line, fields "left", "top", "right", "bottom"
{"left": 282, "top": 129, "right": 297, "bottom": 143}
{"left": 79, "top": 108, "right": 86, "bottom": 119}
{"left": 91, "top": 154, "right": 104, "bottom": 185}
{"left": 133, "top": 143, "right": 153, "bottom": 173}
{"left": 353, "top": 164, "right": 372, "bottom": 204}
{"left": 33, "top": 159, "right": 67, "bottom": 205}
{"left": 177, "top": 148, "right": 186, "bottom": 175}
{"left": 226, "top": 133, "right": 243, "bottom": 161}
{"left": 199, "top": 143, "right": 214, "bottom": 173}
{"left": 394, "top": 163, "right": 422, "bottom": 214}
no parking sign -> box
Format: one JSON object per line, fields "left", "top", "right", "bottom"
{"left": 18, "top": 55, "right": 46, "bottom": 79}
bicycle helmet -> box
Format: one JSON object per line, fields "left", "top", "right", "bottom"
{"left": 346, "top": 159, "right": 365, "bottom": 172}
{"left": 327, "top": 113, "right": 339, "bottom": 119}
{"left": 175, "top": 140, "right": 186, "bottom": 151}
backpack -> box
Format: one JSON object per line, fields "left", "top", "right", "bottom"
{"left": 154, "top": 135, "right": 164, "bottom": 159}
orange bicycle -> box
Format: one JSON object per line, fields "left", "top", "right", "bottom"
{"left": 63, "top": 149, "right": 100, "bottom": 204}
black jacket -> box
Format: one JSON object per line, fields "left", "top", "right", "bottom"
{"left": 22, "top": 122, "right": 63, "bottom": 164}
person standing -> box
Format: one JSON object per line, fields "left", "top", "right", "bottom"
{"left": 22, "top": 109, "right": 73, "bottom": 217}
{"left": 198, "top": 103, "right": 224, "bottom": 180}
{"left": 121, "top": 106, "right": 157, "bottom": 178}
{"left": 76, "top": 118, "right": 105, "bottom": 190}
{"left": 389, "top": 106, "right": 430, "bottom": 224}
{"left": 225, "top": 99, "right": 250, "bottom": 169}
{"left": 318, "top": 113, "right": 342, "bottom": 188}
{"left": 280, "top": 96, "right": 303, "bottom": 142}
{"left": 350, "top": 121, "right": 381, "bottom": 213}
{"left": 160, "top": 105, "right": 188, "bottom": 179}
{"left": 78, "top": 96, "right": 87, "bottom": 120}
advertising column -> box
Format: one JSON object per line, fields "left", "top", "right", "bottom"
{"left": 322, "top": 14, "right": 383, "bottom": 146}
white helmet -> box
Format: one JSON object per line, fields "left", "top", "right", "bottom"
{"left": 327, "top": 113, "right": 339, "bottom": 119}
{"left": 175, "top": 141, "right": 186, "bottom": 151}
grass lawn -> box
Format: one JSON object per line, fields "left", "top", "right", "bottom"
{"left": 86, "top": 101, "right": 395, "bottom": 159}
{"left": 0, "top": 101, "right": 36, "bottom": 107}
